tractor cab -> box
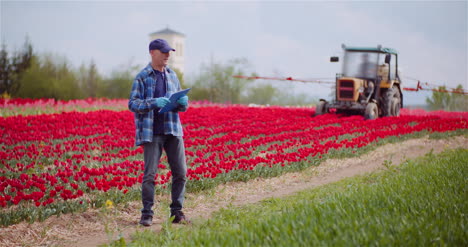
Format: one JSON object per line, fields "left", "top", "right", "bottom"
{"left": 340, "top": 47, "right": 396, "bottom": 82}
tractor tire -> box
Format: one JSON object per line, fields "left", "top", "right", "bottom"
{"left": 314, "top": 101, "right": 329, "bottom": 116}
{"left": 381, "top": 85, "right": 401, "bottom": 117}
{"left": 364, "top": 102, "right": 378, "bottom": 120}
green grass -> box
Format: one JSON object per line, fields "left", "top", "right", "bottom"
{"left": 123, "top": 148, "right": 468, "bottom": 247}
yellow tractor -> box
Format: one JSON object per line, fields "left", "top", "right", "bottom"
{"left": 316, "top": 44, "right": 403, "bottom": 119}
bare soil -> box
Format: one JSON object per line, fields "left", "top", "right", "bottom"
{"left": 0, "top": 135, "right": 466, "bottom": 247}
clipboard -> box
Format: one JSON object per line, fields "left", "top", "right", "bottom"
{"left": 158, "top": 88, "right": 191, "bottom": 114}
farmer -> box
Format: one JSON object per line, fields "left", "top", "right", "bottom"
{"left": 358, "top": 53, "right": 377, "bottom": 79}
{"left": 128, "top": 38, "right": 190, "bottom": 226}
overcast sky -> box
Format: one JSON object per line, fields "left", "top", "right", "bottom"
{"left": 1, "top": 0, "right": 467, "bottom": 105}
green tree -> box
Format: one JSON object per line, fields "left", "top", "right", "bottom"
{"left": 78, "top": 60, "right": 102, "bottom": 98}
{"left": 15, "top": 54, "right": 81, "bottom": 100}
{"left": 449, "top": 85, "right": 468, "bottom": 111}
{"left": 244, "top": 84, "right": 277, "bottom": 105}
{"left": 0, "top": 39, "right": 33, "bottom": 97}
{"left": 101, "top": 61, "right": 140, "bottom": 99}
{"left": 189, "top": 58, "right": 254, "bottom": 103}
{"left": 172, "top": 67, "right": 187, "bottom": 89}
{"left": 0, "top": 44, "right": 11, "bottom": 97}
{"left": 426, "top": 84, "right": 468, "bottom": 111}
{"left": 272, "top": 91, "right": 317, "bottom": 106}
{"left": 426, "top": 86, "right": 450, "bottom": 110}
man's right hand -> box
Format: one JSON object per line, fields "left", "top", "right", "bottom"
{"left": 155, "top": 97, "right": 170, "bottom": 108}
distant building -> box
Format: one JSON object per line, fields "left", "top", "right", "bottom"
{"left": 149, "top": 27, "right": 185, "bottom": 74}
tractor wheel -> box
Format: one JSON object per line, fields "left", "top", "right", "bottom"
{"left": 391, "top": 97, "right": 401, "bottom": 116}
{"left": 381, "top": 85, "right": 401, "bottom": 117}
{"left": 314, "top": 101, "right": 329, "bottom": 116}
{"left": 364, "top": 102, "right": 378, "bottom": 120}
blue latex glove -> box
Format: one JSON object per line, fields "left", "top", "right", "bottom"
{"left": 177, "top": 96, "right": 188, "bottom": 106}
{"left": 155, "top": 97, "right": 170, "bottom": 108}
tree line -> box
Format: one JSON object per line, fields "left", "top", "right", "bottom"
{"left": 188, "top": 58, "right": 317, "bottom": 106}
{"left": 0, "top": 39, "right": 299, "bottom": 105}
{"left": 1, "top": 39, "right": 138, "bottom": 100}
{"left": 425, "top": 85, "right": 467, "bottom": 111}
{"left": 0, "top": 39, "right": 317, "bottom": 106}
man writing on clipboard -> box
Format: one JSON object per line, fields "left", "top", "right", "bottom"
{"left": 129, "top": 39, "right": 190, "bottom": 226}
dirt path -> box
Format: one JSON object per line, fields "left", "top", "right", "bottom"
{"left": 1, "top": 135, "right": 466, "bottom": 247}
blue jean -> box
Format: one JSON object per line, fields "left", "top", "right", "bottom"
{"left": 141, "top": 135, "right": 187, "bottom": 216}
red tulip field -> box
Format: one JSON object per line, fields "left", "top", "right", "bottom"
{"left": 1, "top": 98, "right": 467, "bottom": 226}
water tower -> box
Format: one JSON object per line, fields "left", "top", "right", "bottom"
{"left": 149, "top": 27, "right": 185, "bottom": 74}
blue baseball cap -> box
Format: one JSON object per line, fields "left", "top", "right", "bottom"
{"left": 149, "top": 39, "right": 175, "bottom": 53}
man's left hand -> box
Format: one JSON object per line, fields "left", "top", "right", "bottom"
{"left": 177, "top": 96, "right": 188, "bottom": 106}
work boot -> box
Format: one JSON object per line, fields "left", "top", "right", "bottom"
{"left": 171, "top": 211, "right": 191, "bottom": 224}
{"left": 139, "top": 215, "right": 153, "bottom": 226}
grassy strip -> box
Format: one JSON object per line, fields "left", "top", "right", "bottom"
{"left": 124, "top": 148, "right": 468, "bottom": 246}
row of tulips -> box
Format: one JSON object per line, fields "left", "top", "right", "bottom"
{"left": 0, "top": 97, "right": 233, "bottom": 117}
{"left": 0, "top": 98, "right": 129, "bottom": 117}
{"left": 0, "top": 101, "right": 467, "bottom": 224}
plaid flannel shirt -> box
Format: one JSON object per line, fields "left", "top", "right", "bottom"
{"left": 128, "top": 64, "right": 188, "bottom": 146}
